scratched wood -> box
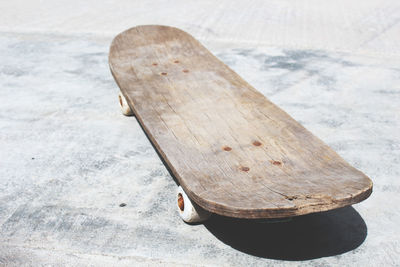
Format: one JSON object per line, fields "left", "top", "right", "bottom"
{"left": 109, "top": 25, "right": 372, "bottom": 219}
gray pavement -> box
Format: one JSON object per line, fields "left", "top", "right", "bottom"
{"left": 0, "top": 1, "right": 400, "bottom": 266}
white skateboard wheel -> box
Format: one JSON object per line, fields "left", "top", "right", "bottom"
{"left": 118, "top": 91, "right": 134, "bottom": 116}
{"left": 177, "top": 186, "right": 211, "bottom": 223}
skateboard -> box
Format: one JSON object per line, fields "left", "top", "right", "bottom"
{"left": 109, "top": 25, "right": 372, "bottom": 223}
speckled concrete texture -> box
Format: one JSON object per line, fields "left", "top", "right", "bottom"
{"left": 0, "top": 1, "right": 399, "bottom": 266}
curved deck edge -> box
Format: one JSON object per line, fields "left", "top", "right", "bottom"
{"left": 187, "top": 182, "right": 373, "bottom": 219}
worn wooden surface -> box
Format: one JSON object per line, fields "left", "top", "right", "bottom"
{"left": 109, "top": 25, "right": 372, "bottom": 218}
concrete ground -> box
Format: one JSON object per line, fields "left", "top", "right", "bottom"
{"left": 0, "top": 1, "right": 399, "bottom": 266}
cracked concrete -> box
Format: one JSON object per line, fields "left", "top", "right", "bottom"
{"left": 0, "top": 1, "right": 400, "bottom": 266}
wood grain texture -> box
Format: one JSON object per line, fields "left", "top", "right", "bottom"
{"left": 109, "top": 25, "right": 372, "bottom": 219}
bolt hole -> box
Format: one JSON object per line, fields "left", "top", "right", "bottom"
{"left": 270, "top": 160, "right": 282, "bottom": 166}
{"left": 240, "top": 166, "right": 250, "bottom": 172}
{"left": 177, "top": 193, "right": 184, "bottom": 211}
{"left": 152, "top": 63, "right": 158, "bottom": 66}
{"left": 183, "top": 69, "right": 189, "bottom": 73}
{"left": 174, "top": 60, "right": 180, "bottom": 63}
{"left": 223, "top": 146, "right": 232, "bottom": 151}
{"left": 119, "top": 203, "right": 127, "bottom": 207}
{"left": 161, "top": 72, "right": 167, "bottom": 75}
{"left": 253, "top": 141, "right": 262, "bottom": 146}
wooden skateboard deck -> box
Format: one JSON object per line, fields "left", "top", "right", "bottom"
{"left": 109, "top": 25, "right": 372, "bottom": 219}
